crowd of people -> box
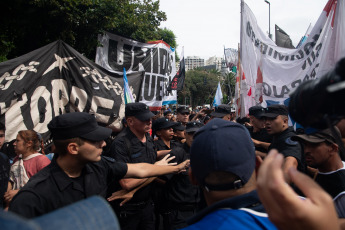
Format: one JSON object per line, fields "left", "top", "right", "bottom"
{"left": 1, "top": 100, "right": 345, "bottom": 230}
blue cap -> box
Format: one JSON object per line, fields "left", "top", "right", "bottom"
{"left": 190, "top": 119, "right": 255, "bottom": 190}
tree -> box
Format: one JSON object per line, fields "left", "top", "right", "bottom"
{"left": 0, "top": 0, "right": 168, "bottom": 61}
{"left": 178, "top": 69, "right": 220, "bottom": 108}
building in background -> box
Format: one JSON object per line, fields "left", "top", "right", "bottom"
{"left": 185, "top": 56, "right": 205, "bottom": 71}
{"left": 205, "top": 56, "right": 223, "bottom": 71}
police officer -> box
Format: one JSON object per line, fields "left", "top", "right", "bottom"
{"left": 162, "top": 121, "right": 203, "bottom": 229}
{"left": 8, "top": 112, "right": 189, "bottom": 218}
{"left": 247, "top": 106, "right": 272, "bottom": 158}
{"left": 111, "top": 102, "right": 159, "bottom": 230}
{"left": 176, "top": 106, "right": 190, "bottom": 126}
{"left": 261, "top": 104, "right": 305, "bottom": 181}
{"left": 210, "top": 104, "right": 232, "bottom": 121}
{"left": 153, "top": 117, "right": 179, "bottom": 154}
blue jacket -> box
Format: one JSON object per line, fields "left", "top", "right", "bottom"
{"left": 182, "top": 190, "right": 277, "bottom": 230}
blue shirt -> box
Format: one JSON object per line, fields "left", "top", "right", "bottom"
{"left": 182, "top": 190, "right": 277, "bottom": 230}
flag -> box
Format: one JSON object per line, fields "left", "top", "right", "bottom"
{"left": 213, "top": 82, "right": 223, "bottom": 107}
{"left": 167, "top": 48, "right": 185, "bottom": 91}
{"left": 237, "top": 0, "right": 345, "bottom": 116}
{"left": 296, "top": 23, "right": 313, "bottom": 48}
{"left": 275, "top": 24, "right": 295, "bottom": 49}
{"left": 123, "top": 68, "right": 135, "bottom": 104}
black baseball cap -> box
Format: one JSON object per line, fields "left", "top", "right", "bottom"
{"left": 153, "top": 118, "right": 177, "bottom": 131}
{"left": 191, "top": 118, "right": 255, "bottom": 190}
{"left": 291, "top": 127, "right": 341, "bottom": 144}
{"left": 173, "top": 122, "right": 186, "bottom": 131}
{"left": 185, "top": 121, "right": 203, "bottom": 133}
{"left": 249, "top": 106, "right": 265, "bottom": 118}
{"left": 125, "top": 102, "right": 154, "bottom": 121}
{"left": 48, "top": 112, "right": 112, "bottom": 141}
{"left": 177, "top": 106, "right": 189, "bottom": 114}
{"left": 261, "top": 104, "right": 289, "bottom": 118}
{"left": 210, "top": 104, "right": 231, "bottom": 118}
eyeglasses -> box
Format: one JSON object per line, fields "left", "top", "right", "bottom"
{"left": 181, "top": 112, "right": 190, "bottom": 116}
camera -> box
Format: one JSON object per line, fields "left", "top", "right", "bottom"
{"left": 289, "top": 58, "right": 345, "bottom": 129}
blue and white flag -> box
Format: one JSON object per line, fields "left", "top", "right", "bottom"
{"left": 123, "top": 68, "right": 135, "bottom": 104}
{"left": 213, "top": 82, "right": 223, "bottom": 107}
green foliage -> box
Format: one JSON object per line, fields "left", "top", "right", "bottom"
{"left": 0, "top": 0, "right": 170, "bottom": 60}
{"left": 178, "top": 69, "right": 220, "bottom": 108}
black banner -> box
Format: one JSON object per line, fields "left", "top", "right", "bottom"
{"left": 0, "top": 41, "right": 143, "bottom": 142}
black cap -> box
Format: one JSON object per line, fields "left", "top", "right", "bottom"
{"left": 186, "top": 121, "right": 203, "bottom": 133}
{"left": 261, "top": 105, "right": 289, "bottom": 118}
{"left": 249, "top": 106, "right": 265, "bottom": 118}
{"left": 291, "top": 127, "right": 341, "bottom": 144}
{"left": 173, "top": 122, "right": 186, "bottom": 131}
{"left": 48, "top": 112, "right": 112, "bottom": 141}
{"left": 177, "top": 106, "right": 189, "bottom": 114}
{"left": 125, "top": 102, "right": 154, "bottom": 121}
{"left": 210, "top": 104, "right": 231, "bottom": 118}
{"left": 153, "top": 118, "right": 177, "bottom": 131}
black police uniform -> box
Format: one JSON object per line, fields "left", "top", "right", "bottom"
{"left": 111, "top": 127, "right": 157, "bottom": 230}
{"left": 268, "top": 127, "right": 305, "bottom": 172}
{"left": 247, "top": 126, "right": 272, "bottom": 153}
{"left": 9, "top": 156, "right": 127, "bottom": 218}
{"left": 162, "top": 143, "right": 201, "bottom": 229}
{"left": 0, "top": 152, "right": 10, "bottom": 208}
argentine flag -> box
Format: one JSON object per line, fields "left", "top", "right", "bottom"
{"left": 213, "top": 82, "right": 223, "bottom": 107}
{"left": 123, "top": 68, "right": 135, "bottom": 104}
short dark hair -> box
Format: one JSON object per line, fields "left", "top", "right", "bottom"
{"left": 0, "top": 123, "right": 5, "bottom": 132}
{"left": 53, "top": 138, "right": 84, "bottom": 156}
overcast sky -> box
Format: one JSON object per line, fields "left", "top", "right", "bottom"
{"left": 159, "top": 0, "right": 327, "bottom": 59}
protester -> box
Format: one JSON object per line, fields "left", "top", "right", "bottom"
{"left": 0, "top": 123, "right": 10, "bottom": 209}
{"left": 291, "top": 127, "right": 345, "bottom": 218}
{"left": 164, "top": 110, "right": 173, "bottom": 121}
{"left": 182, "top": 119, "right": 277, "bottom": 229}
{"left": 176, "top": 106, "right": 190, "bottom": 126}
{"left": 5, "top": 130, "right": 51, "bottom": 207}
{"left": 261, "top": 104, "right": 305, "bottom": 181}
{"left": 257, "top": 150, "right": 340, "bottom": 230}
{"left": 247, "top": 106, "right": 272, "bottom": 158}
{"left": 8, "top": 112, "right": 189, "bottom": 219}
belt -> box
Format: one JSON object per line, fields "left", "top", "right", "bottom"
{"left": 119, "top": 200, "right": 150, "bottom": 211}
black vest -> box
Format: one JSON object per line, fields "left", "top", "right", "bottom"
{"left": 316, "top": 169, "right": 345, "bottom": 198}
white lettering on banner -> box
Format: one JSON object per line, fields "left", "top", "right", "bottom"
{"left": 51, "top": 79, "right": 69, "bottom": 116}
{"left": 0, "top": 62, "right": 39, "bottom": 90}
{"left": 5, "top": 94, "right": 29, "bottom": 141}
{"left": 30, "top": 86, "right": 53, "bottom": 134}
{"left": 90, "top": 96, "right": 115, "bottom": 124}
{"left": 237, "top": 1, "right": 345, "bottom": 116}
{"left": 95, "top": 32, "right": 177, "bottom": 107}
{"left": 69, "top": 86, "right": 88, "bottom": 112}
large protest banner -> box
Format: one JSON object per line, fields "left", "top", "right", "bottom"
{"left": 0, "top": 41, "right": 143, "bottom": 142}
{"left": 95, "top": 32, "right": 177, "bottom": 109}
{"left": 237, "top": 0, "right": 345, "bottom": 117}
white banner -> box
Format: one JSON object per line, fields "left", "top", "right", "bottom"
{"left": 95, "top": 32, "right": 177, "bottom": 109}
{"left": 238, "top": 0, "right": 345, "bottom": 116}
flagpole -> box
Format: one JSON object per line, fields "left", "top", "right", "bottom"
{"left": 238, "top": 0, "right": 244, "bottom": 117}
